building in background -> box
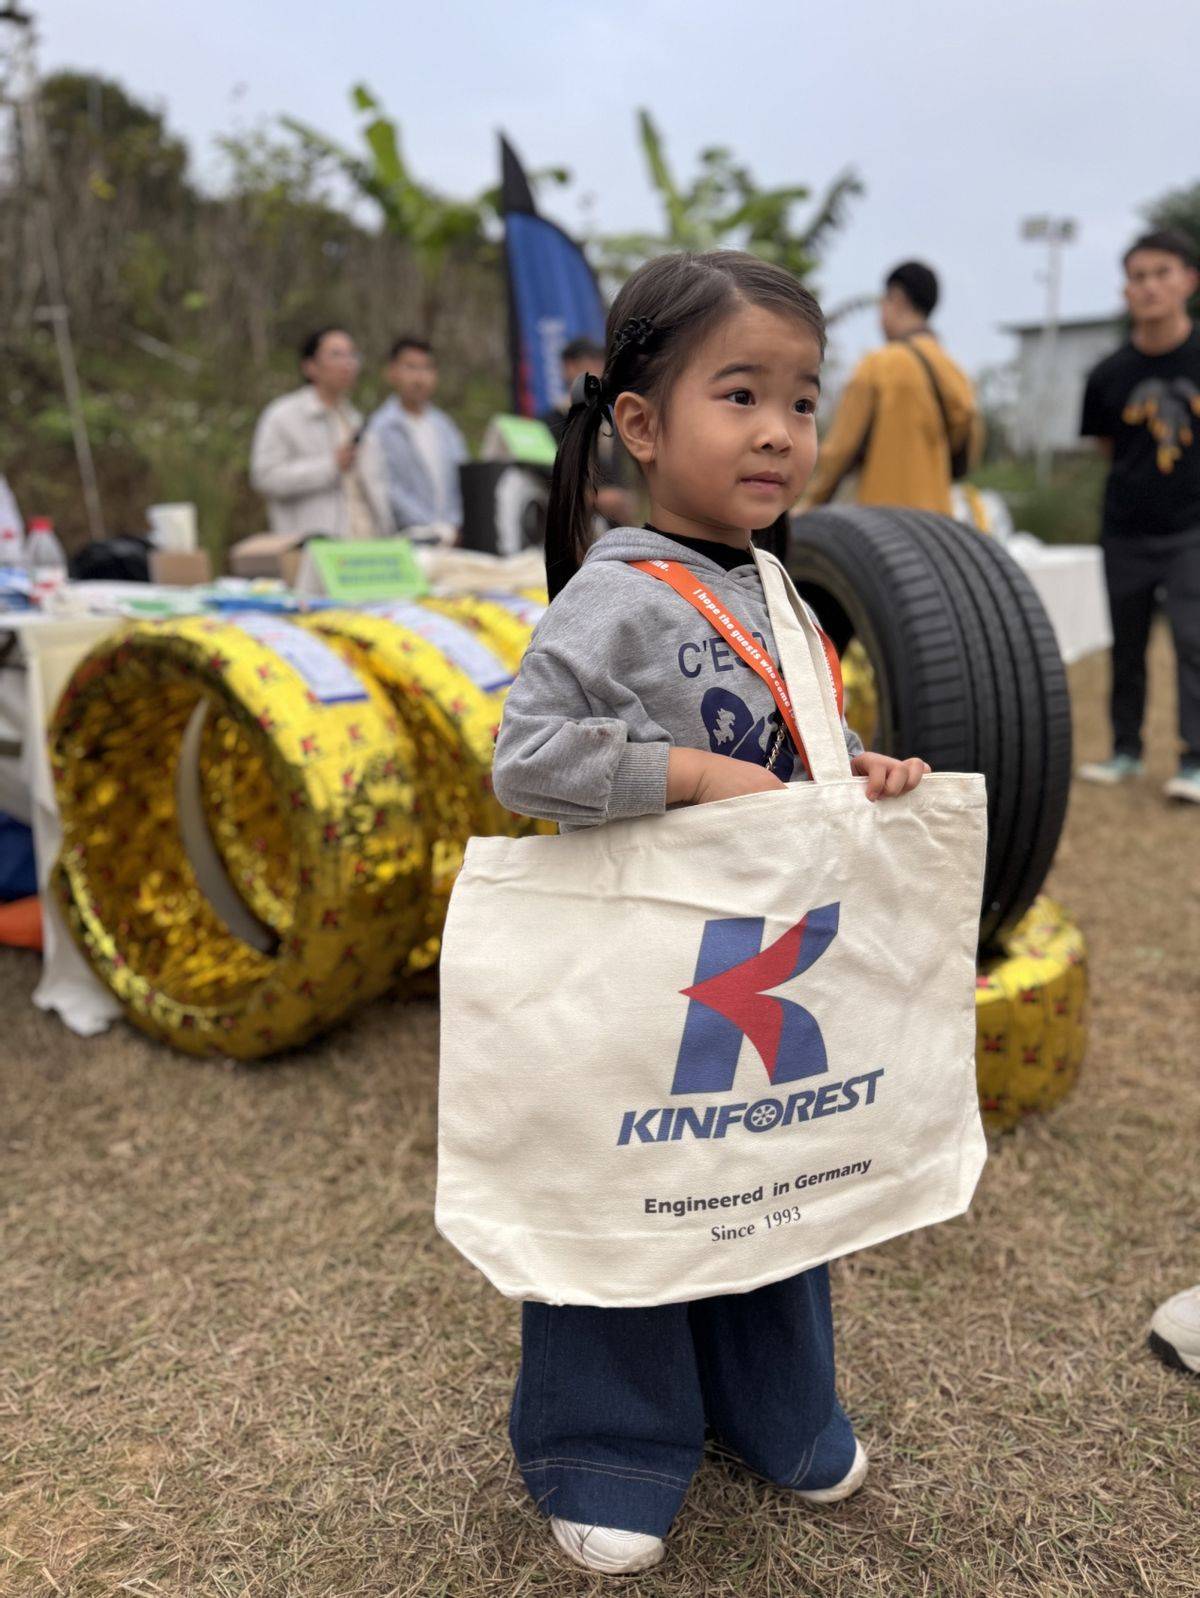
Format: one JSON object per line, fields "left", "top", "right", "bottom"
{"left": 1002, "top": 312, "right": 1123, "bottom": 454}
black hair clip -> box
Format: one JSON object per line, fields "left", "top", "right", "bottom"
{"left": 610, "top": 316, "right": 658, "bottom": 360}
{"left": 569, "top": 371, "right": 606, "bottom": 411}
{"left": 568, "top": 370, "right": 615, "bottom": 432}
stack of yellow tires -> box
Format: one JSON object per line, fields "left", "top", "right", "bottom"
{"left": 50, "top": 595, "right": 547, "bottom": 1059}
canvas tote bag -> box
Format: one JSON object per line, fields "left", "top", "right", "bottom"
{"left": 436, "top": 548, "right": 988, "bottom": 1308}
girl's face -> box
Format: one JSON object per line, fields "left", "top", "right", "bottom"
{"left": 615, "top": 301, "right": 822, "bottom": 541}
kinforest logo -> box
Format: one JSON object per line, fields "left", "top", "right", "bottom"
{"left": 617, "top": 902, "right": 885, "bottom": 1146}
{"left": 674, "top": 904, "right": 840, "bottom": 1092}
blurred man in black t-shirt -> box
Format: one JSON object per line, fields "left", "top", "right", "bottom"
{"left": 1080, "top": 229, "right": 1200, "bottom": 802}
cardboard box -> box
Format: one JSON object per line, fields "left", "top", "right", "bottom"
{"left": 279, "top": 547, "right": 305, "bottom": 589}
{"left": 228, "top": 531, "right": 309, "bottom": 580}
{"left": 149, "top": 549, "right": 212, "bottom": 587}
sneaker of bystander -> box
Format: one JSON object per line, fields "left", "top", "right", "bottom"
{"left": 1163, "top": 764, "right": 1200, "bottom": 803}
{"left": 1149, "top": 1284, "right": 1200, "bottom": 1374}
{"left": 1078, "top": 753, "right": 1145, "bottom": 785}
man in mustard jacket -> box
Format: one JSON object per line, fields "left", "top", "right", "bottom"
{"left": 799, "top": 261, "right": 979, "bottom": 515}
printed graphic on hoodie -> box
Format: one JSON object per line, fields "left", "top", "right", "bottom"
{"left": 700, "top": 687, "right": 796, "bottom": 781}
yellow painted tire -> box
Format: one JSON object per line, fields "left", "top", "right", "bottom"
{"left": 423, "top": 594, "right": 538, "bottom": 672}
{"left": 457, "top": 588, "right": 548, "bottom": 634}
{"left": 975, "top": 896, "right": 1087, "bottom": 1133}
{"left": 840, "top": 637, "right": 879, "bottom": 751}
{"left": 50, "top": 616, "right": 427, "bottom": 1058}
{"left": 302, "top": 603, "right": 531, "bottom": 975}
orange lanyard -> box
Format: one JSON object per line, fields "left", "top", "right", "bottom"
{"left": 630, "top": 557, "right": 844, "bottom": 780}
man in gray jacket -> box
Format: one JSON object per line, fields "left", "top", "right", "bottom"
{"left": 368, "top": 336, "right": 468, "bottom": 544}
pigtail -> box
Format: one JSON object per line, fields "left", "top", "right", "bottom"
{"left": 545, "top": 386, "right": 605, "bottom": 601}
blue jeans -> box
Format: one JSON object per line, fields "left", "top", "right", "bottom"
{"left": 510, "top": 1265, "right": 852, "bottom": 1537}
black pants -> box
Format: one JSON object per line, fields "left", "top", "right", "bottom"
{"left": 1103, "top": 532, "right": 1200, "bottom": 766}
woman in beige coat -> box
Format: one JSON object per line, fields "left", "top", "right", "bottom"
{"left": 250, "top": 327, "right": 391, "bottom": 540}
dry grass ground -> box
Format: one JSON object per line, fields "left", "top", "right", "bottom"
{"left": 1, "top": 630, "right": 1198, "bottom": 1598}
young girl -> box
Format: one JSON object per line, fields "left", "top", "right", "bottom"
{"left": 491, "top": 251, "right": 930, "bottom": 1575}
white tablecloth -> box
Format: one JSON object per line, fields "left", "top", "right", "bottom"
{"left": 1003, "top": 535, "right": 1111, "bottom": 666}
{"left": 1, "top": 611, "right": 124, "bottom": 1033}
{"left": 0, "top": 650, "right": 29, "bottom": 823}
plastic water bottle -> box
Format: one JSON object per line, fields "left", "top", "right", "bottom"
{"left": 26, "top": 516, "right": 68, "bottom": 608}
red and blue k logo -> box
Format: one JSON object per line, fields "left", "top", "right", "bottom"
{"left": 672, "top": 904, "right": 840, "bottom": 1095}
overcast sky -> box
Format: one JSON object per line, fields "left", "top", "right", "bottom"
{"left": 33, "top": 0, "right": 1200, "bottom": 381}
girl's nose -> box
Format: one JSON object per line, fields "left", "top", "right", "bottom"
{"left": 758, "top": 417, "right": 793, "bottom": 452}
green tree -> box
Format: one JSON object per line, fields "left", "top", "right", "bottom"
{"left": 282, "top": 85, "right": 493, "bottom": 325}
{"left": 208, "top": 127, "right": 362, "bottom": 370}
{"left": 32, "top": 72, "right": 196, "bottom": 339}
{"left": 595, "top": 109, "right": 863, "bottom": 287}
{"left": 40, "top": 71, "right": 191, "bottom": 211}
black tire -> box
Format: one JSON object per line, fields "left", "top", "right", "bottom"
{"left": 783, "top": 506, "right": 978, "bottom": 774}
{"left": 786, "top": 508, "right": 1072, "bottom": 950}
{"left": 890, "top": 510, "right": 1032, "bottom": 942}
{"left": 964, "top": 531, "right": 1073, "bottom": 934}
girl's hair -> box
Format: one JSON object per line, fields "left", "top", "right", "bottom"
{"left": 545, "top": 250, "right": 826, "bottom": 598}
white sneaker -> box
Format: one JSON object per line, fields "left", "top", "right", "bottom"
{"left": 550, "top": 1517, "right": 666, "bottom": 1574}
{"left": 1149, "top": 1284, "right": 1200, "bottom": 1375}
{"left": 1078, "top": 754, "right": 1144, "bottom": 785}
{"left": 793, "top": 1439, "right": 869, "bottom": 1504}
{"left": 1164, "top": 767, "right": 1200, "bottom": 804}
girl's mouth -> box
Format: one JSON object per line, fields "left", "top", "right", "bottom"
{"left": 740, "top": 474, "right": 787, "bottom": 492}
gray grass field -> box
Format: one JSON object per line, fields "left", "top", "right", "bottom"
{"left": 1, "top": 633, "right": 1197, "bottom": 1597}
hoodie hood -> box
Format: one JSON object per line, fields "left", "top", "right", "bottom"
{"left": 581, "top": 525, "right": 757, "bottom": 575}
{"left": 579, "top": 525, "right": 772, "bottom": 609}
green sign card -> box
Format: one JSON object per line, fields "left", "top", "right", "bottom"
{"left": 490, "top": 414, "right": 559, "bottom": 467}
{"left": 306, "top": 538, "right": 430, "bottom": 603}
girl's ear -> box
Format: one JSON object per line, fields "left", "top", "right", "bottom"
{"left": 613, "top": 391, "right": 658, "bottom": 467}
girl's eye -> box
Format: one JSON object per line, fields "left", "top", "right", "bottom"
{"left": 795, "top": 398, "right": 817, "bottom": 416}
{"left": 727, "top": 389, "right": 754, "bottom": 406}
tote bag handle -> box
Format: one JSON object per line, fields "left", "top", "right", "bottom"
{"left": 751, "top": 546, "right": 854, "bottom": 784}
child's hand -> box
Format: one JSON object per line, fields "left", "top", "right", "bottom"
{"left": 667, "top": 748, "right": 787, "bottom": 806}
{"left": 852, "top": 751, "right": 931, "bottom": 801}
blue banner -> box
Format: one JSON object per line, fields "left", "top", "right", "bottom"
{"left": 501, "top": 139, "right": 606, "bottom": 419}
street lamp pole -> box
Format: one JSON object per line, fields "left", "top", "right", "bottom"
{"left": 1020, "top": 215, "right": 1077, "bottom": 486}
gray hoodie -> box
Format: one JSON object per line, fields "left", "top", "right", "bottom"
{"left": 491, "top": 526, "right": 863, "bottom": 831}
